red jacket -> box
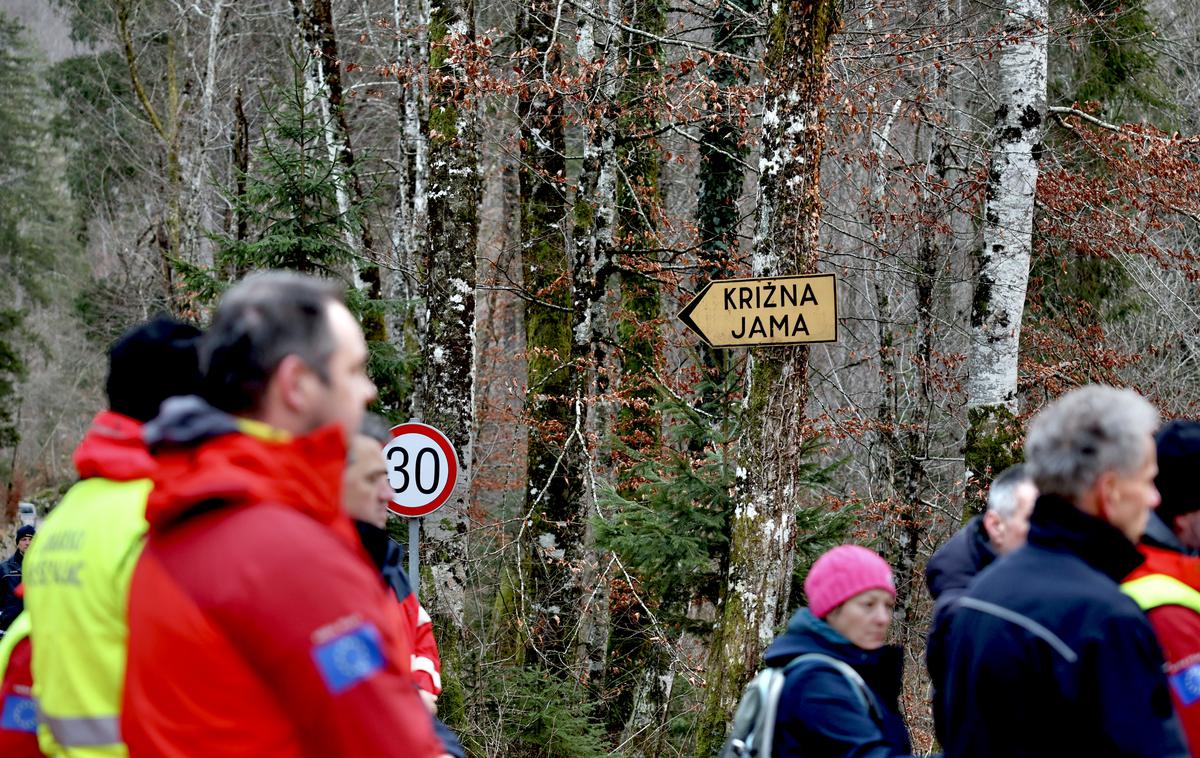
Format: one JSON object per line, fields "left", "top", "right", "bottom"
{"left": 73, "top": 411, "right": 156, "bottom": 481}
{"left": 0, "top": 626, "right": 40, "bottom": 758}
{"left": 1127, "top": 545, "right": 1200, "bottom": 756}
{"left": 122, "top": 400, "right": 443, "bottom": 758}
{"left": 356, "top": 523, "right": 444, "bottom": 694}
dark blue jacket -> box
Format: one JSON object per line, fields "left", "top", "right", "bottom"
{"left": 923, "top": 515, "right": 996, "bottom": 744}
{"left": 0, "top": 552, "right": 23, "bottom": 631}
{"left": 938, "top": 495, "right": 1188, "bottom": 758}
{"left": 762, "top": 609, "right": 916, "bottom": 758}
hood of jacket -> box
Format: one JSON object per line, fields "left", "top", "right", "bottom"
{"left": 1028, "top": 494, "right": 1145, "bottom": 581}
{"left": 142, "top": 396, "right": 352, "bottom": 543}
{"left": 926, "top": 514, "right": 996, "bottom": 602}
{"left": 763, "top": 608, "right": 904, "bottom": 706}
{"left": 73, "top": 411, "right": 156, "bottom": 482}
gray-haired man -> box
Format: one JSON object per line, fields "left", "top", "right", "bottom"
{"left": 924, "top": 464, "right": 1036, "bottom": 744}
{"left": 938, "top": 385, "right": 1186, "bottom": 758}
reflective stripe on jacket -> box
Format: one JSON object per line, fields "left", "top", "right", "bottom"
{"left": 1124, "top": 573, "right": 1200, "bottom": 614}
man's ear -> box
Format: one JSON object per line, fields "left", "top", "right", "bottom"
{"left": 982, "top": 511, "right": 1004, "bottom": 546}
{"left": 274, "top": 354, "right": 317, "bottom": 413}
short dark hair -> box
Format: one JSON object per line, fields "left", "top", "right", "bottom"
{"left": 107, "top": 316, "right": 203, "bottom": 422}
{"left": 201, "top": 271, "right": 343, "bottom": 415}
{"left": 360, "top": 413, "right": 392, "bottom": 446}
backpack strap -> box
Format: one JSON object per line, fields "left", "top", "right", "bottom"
{"left": 781, "top": 652, "right": 882, "bottom": 721}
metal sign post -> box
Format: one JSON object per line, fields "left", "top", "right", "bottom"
{"left": 408, "top": 518, "right": 420, "bottom": 599}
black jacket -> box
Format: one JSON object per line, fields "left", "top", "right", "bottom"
{"left": 0, "top": 551, "right": 23, "bottom": 631}
{"left": 923, "top": 515, "right": 996, "bottom": 744}
{"left": 762, "top": 609, "right": 916, "bottom": 758}
{"left": 938, "top": 495, "right": 1188, "bottom": 758}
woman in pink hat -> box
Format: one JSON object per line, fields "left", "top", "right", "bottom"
{"left": 760, "top": 544, "right": 921, "bottom": 757}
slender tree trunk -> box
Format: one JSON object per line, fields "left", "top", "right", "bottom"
{"left": 180, "top": 0, "right": 227, "bottom": 270}
{"left": 115, "top": 0, "right": 182, "bottom": 307}
{"left": 964, "top": 0, "right": 1047, "bottom": 499}
{"left": 496, "top": 0, "right": 582, "bottom": 670}
{"left": 391, "top": 0, "right": 430, "bottom": 306}
{"left": 229, "top": 86, "right": 250, "bottom": 277}
{"left": 696, "top": 0, "right": 756, "bottom": 393}
{"left": 608, "top": 0, "right": 671, "bottom": 746}
{"left": 696, "top": 0, "right": 839, "bottom": 752}
{"left": 416, "top": 0, "right": 480, "bottom": 663}
{"left": 291, "top": 0, "right": 382, "bottom": 320}
{"left": 570, "top": 0, "right": 622, "bottom": 686}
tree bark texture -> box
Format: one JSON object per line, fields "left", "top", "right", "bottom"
{"left": 570, "top": 0, "right": 622, "bottom": 687}
{"left": 696, "top": 0, "right": 756, "bottom": 389}
{"left": 696, "top": 0, "right": 838, "bottom": 753}
{"left": 416, "top": 0, "right": 481, "bottom": 642}
{"left": 502, "top": 0, "right": 584, "bottom": 671}
{"left": 965, "top": 0, "right": 1047, "bottom": 486}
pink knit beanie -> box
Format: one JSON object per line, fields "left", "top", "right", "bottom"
{"left": 804, "top": 545, "right": 896, "bottom": 619}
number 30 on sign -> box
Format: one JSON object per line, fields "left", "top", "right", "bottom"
{"left": 384, "top": 422, "right": 459, "bottom": 518}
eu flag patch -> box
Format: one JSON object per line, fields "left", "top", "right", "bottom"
{"left": 312, "top": 622, "right": 386, "bottom": 694}
{"left": 1169, "top": 664, "right": 1200, "bottom": 706}
{"left": 1, "top": 694, "right": 37, "bottom": 733}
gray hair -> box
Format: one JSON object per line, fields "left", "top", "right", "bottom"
{"left": 987, "top": 463, "right": 1032, "bottom": 520}
{"left": 201, "top": 271, "right": 343, "bottom": 415}
{"left": 1024, "top": 385, "right": 1159, "bottom": 501}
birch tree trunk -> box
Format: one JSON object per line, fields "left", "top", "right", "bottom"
{"left": 696, "top": 0, "right": 839, "bottom": 752}
{"left": 391, "top": 0, "right": 430, "bottom": 308}
{"left": 179, "top": 0, "right": 227, "bottom": 270}
{"left": 291, "top": 0, "right": 382, "bottom": 317}
{"left": 964, "top": 0, "right": 1047, "bottom": 491}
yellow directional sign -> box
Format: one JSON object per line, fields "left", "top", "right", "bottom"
{"left": 678, "top": 273, "right": 838, "bottom": 348}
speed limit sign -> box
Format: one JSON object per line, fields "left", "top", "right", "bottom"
{"left": 384, "top": 422, "right": 459, "bottom": 517}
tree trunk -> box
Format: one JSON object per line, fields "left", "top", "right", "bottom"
{"left": 416, "top": 0, "right": 480, "bottom": 657}
{"left": 696, "top": 0, "right": 839, "bottom": 753}
{"left": 180, "top": 0, "right": 227, "bottom": 270}
{"left": 499, "top": 0, "right": 582, "bottom": 671}
{"left": 570, "top": 0, "right": 622, "bottom": 686}
{"left": 696, "top": 0, "right": 756, "bottom": 393}
{"left": 964, "top": 0, "right": 1047, "bottom": 497}
{"left": 291, "top": 0, "right": 382, "bottom": 319}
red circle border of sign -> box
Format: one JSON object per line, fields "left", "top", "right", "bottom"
{"left": 387, "top": 422, "right": 459, "bottom": 518}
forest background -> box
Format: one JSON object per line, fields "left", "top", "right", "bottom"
{"left": 2, "top": 0, "right": 1200, "bottom": 754}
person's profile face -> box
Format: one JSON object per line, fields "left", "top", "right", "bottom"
{"left": 342, "top": 435, "right": 390, "bottom": 528}
{"left": 993, "top": 482, "right": 1037, "bottom": 555}
{"left": 1101, "top": 435, "right": 1160, "bottom": 543}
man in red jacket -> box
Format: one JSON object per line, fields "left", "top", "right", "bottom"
{"left": 122, "top": 272, "right": 445, "bottom": 757}
{"left": 1124, "top": 419, "right": 1200, "bottom": 756}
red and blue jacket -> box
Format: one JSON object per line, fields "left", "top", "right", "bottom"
{"left": 121, "top": 398, "right": 443, "bottom": 758}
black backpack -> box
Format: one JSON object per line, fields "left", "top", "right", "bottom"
{"left": 718, "top": 652, "right": 879, "bottom": 757}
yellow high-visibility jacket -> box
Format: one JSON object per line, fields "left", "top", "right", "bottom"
{"left": 23, "top": 412, "right": 154, "bottom": 758}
